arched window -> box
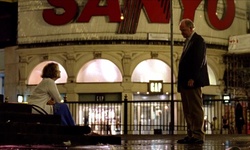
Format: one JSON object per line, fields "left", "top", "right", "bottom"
{"left": 131, "top": 59, "right": 217, "bottom": 85}
{"left": 28, "top": 61, "right": 67, "bottom": 85}
{"left": 208, "top": 66, "right": 217, "bottom": 85}
{"left": 131, "top": 59, "right": 173, "bottom": 82}
{"left": 76, "top": 59, "right": 122, "bottom": 82}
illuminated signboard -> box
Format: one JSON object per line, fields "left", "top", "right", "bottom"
{"left": 43, "top": 0, "right": 235, "bottom": 30}
{"left": 148, "top": 80, "right": 163, "bottom": 94}
{"left": 223, "top": 94, "right": 231, "bottom": 104}
{"left": 18, "top": 0, "right": 246, "bottom": 45}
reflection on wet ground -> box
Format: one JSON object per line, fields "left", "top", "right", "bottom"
{"left": 119, "top": 135, "right": 250, "bottom": 150}
{"left": 0, "top": 135, "right": 249, "bottom": 150}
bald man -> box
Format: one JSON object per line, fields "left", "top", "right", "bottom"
{"left": 177, "top": 19, "right": 210, "bottom": 144}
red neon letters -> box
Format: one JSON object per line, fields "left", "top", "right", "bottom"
{"left": 180, "top": 0, "right": 235, "bottom": 30}
{"left": 43, "top": 0, "right": 78, "bottom": 25}
{"left": 77, "top": 0, "right": 121, "bottom": 22}
{"left": 204, "top": 0, "right": 235, "bottom": 30}
{"left": 42, "top": 0, "right": 236, "bottom": 30}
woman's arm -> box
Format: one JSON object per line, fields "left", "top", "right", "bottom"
{"left": 46, "top": 78, "right": 63, "bottom": 103}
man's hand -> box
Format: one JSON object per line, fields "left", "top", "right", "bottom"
{"left": 188, "top": 79, "right": 194, "bottom": 87}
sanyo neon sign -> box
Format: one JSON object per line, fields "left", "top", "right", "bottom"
{"left": 43, "top": 0, "right": 235, "bottom": 30}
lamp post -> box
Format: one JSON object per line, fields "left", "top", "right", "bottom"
{"left": 170, "top": 0, "right": 174, "bottom": 135}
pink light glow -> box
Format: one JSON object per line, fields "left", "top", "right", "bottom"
{"left": 76, "top": 59, "right": 122, "bottom": 82}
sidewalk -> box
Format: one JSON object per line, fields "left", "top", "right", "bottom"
{"left": 0, "top": 134, "right": 249, "bottom": 149}
{"left": 120, "top": 134, "right": 250, "bottom": 150}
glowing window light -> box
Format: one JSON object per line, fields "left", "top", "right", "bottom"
{"left": 131, "top": 59, "right": 172, "bottom": 83}
{"left": 17, "top": 94, "right": 23, "bottom": 103}
{"left": 76, "top": 59, "right": 122, "bottom": 82}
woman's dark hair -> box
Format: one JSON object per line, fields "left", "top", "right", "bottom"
{"left": 41, "top": 62, "right": 58, "bottom": 78}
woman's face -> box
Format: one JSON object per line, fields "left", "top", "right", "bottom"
{"left": 55, "top": 65, "right": 61, "bottom": 80}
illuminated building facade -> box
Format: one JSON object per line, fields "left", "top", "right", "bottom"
{"left": 2, "top": 0, "right": 250, "bottom": 131}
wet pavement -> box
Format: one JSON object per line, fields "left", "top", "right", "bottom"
{"left": 120, "top": 134, "right": 250, "bottom": 150}
{"left": 0, "top": 134, "right": 249, "bottom": 150}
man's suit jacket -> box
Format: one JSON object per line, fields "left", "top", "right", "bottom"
{"left": 177, "top": 32, "right": 210, "bottom": 92}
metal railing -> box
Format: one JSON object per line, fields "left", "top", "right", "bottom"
{"left": 67, "top": 98, "right": 249, "bottom": 135}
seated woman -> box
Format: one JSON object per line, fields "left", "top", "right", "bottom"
{"left": 27, "top": 62, "right": 75, "bottom": 126}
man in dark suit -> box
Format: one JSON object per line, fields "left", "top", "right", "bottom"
{"left": 177, "top": 19, "right": 210, "bottom": 144}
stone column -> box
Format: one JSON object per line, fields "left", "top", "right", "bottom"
{"left": 122, "top": 53, "right": 131, "bottom": 82}
{"left": 18, "top": 55, "right": 28, "bottom": 101}
{"left": 65, "top": 53, "right": 76, "bottom": 83}
{"left": 64, "top": 83, "right": 78, "bottom": 101}
{"left": 4, "top": 46, "right": 19, "bottom": 102}
{"left": 64, "top": 53, "right": 78, "bottom": 101}
{"left": 121, "top": 53, "right": 134, "bottom": 133}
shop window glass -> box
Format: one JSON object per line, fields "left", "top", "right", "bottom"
{"left": 28, "top": 61, "right": 67, "bottom": 85}
{"left": 131, "top": 59, "right": 173, "bottom": 82}
{"left": 76, "top": 59, "right": 122, "bottom": 82}
{"left": 132, "top": 59, "right": 217, "bottom": 85}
